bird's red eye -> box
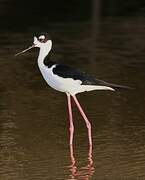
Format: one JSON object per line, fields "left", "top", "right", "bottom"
{"left": 39, "top": 38, "right": 44, "bottom": 42}
{"left": 38, "top": 35, "right": 46, "bottom": 43}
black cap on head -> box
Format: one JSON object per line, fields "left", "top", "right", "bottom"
{"left": 37, "top": 32, "right": 51, "bottom": 43}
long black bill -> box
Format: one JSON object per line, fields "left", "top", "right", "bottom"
{"left": 15, "top": 44, "right": 35, "bottom": 56}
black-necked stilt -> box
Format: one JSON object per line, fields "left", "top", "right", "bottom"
{"left": 15, "top": 32, "right": 131, "bottom": 147}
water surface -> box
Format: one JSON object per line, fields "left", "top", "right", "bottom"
{"left": 0, "top": 17, "right": 145, "bottom": 179}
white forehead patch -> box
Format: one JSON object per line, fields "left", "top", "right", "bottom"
{"left": 39, "top": 35, "right": 45, "bottom": 40}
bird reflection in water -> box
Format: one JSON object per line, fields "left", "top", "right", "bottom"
{"left": 68, "top": 145, "right": 95, "bottom": 179}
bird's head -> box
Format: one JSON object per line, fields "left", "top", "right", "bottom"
{"left": 15, "top": 32, "right": 52, "bottom": 56}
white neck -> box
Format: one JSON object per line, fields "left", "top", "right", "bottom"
{"left": 38, "top": 40, "right": 52, "bottom": 67}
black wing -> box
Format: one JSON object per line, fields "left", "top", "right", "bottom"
{"left": 52, "top": 64, "right": 126, "bottom": 88}
{"left": 52, "top": 64, "right": 98, "bottom": 84}
{"left": 52, "top": 64, "right": 131, "bottom": 89}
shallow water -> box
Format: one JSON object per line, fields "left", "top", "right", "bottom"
{"left": 0, "top": 17, "right": 145, "bottom": 179}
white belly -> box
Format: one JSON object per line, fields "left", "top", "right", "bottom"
{"left": 38, "top": 64, "right": 114, "bottom": 95}
{"left": 38, "top": 65, "right": 82, "bottom": 94}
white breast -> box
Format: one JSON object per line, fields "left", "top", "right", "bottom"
{"left": 38, "top": 64, "right": 114, "bottom": 95}
{"left": 38, "top": 64, "right": 82, "bottom": 94}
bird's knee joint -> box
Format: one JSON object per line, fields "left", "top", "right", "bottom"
{"left": 69, "top": 127, "right": 74, "bottom": 133}
{"left": 86, "top": 122, "right": 91, "bottom": 129}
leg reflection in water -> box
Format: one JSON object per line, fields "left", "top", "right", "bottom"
{"left": 68, "top": 145, "right": 95, "bottom": 179}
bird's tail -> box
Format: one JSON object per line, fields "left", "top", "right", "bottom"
{"left": 108, "top": 82, "right": 133, "bottom": 90}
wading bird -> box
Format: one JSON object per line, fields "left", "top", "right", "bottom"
{"left": 15, "top": 33, "right": 130, "bottom": 147}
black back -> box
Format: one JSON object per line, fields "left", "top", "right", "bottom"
{"left": 52, "top": 64, "right": 110, "bottom": 86}
{"left": 43, "top": 60, "right": 131, "bottom": 89}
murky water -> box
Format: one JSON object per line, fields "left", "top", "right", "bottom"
{"left": 0, "top": 17, "right": 145, "bottom": 179}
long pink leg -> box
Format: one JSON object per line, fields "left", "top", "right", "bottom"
{"left": 72, "top": 95, "right": 92, "bottom": 146}
{"left": 66, "top": 94, "right": 74, "bottom": 145}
